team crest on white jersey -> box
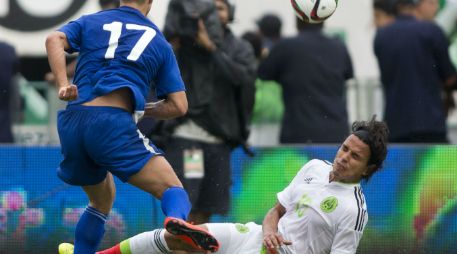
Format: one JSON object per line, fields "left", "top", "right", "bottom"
{"left": 320, "top": 196, "right": 338, "bottom": 213}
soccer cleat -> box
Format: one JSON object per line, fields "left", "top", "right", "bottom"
{"left": 58, "top": 243, "right": 74, "bottom": 254}
{"left": 164, "top": 217, "right": 220, "bottom": 252}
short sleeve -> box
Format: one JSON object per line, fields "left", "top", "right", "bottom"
{"left": 331, "top": 204, "right": 368, "bottom": 254}
{"left": 154, "top": 43, "right": 185, "bottom": 99}
{"left": 277, "top": 160, "right": 316, "bottom": 209}
{"left": 58, "top": 17, "right": 84, "bottom": 54}
{"left": 331, "top": 227, "right": 364, "bottom": 254}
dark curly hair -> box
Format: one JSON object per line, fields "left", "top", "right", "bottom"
{"left": 352, "top": 115, "right": 389, "bottom": 180}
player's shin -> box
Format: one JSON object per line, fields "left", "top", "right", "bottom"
{"left": 161, "top": 186, "right": 191, "bottom": 220}
{"left": 74, "top": 206, "right": 107, "bottom": 254}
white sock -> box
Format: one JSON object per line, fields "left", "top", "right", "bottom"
{"left": 129, "top": 229, "right": 170, "bottom": 254}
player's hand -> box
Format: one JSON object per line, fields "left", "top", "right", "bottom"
{"left": 58, "top": 84, "right": 78, "bottom": 101}
{"left": 263, "top": 232, "right": 292, "bottom": 253}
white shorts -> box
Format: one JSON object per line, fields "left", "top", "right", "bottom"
{"left": 206, "top": 222, "right": 264, "bottom": 254}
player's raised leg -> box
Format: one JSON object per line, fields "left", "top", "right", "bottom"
{"left": 127, "top": 155, "right": 219, "bottom": 252}
{"left": 128, "top": 156, "right": 188, "bottom": 219}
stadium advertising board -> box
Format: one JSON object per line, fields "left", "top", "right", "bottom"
{"left": 0, "top": 145, "right": 456, "bottom": 253}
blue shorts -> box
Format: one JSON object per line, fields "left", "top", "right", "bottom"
{"left": 57, "top": 105, "right": 163, "bottom": 186}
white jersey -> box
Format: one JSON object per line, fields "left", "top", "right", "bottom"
{"left": 277, "top": 159, "right": 368, "bottom": 254}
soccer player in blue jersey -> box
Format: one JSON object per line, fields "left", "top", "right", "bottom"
{"left": 45, "top": 0, "right": 219, "bottom": 253}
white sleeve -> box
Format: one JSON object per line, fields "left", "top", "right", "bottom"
{"left": 277, "top": 160, "right": 316, "bottom": 209}
{"left": 331, "top": 206, "right": 368, "bottom": 254}
{"left": 330, "top": 227, "right": 363, "bottom": 254}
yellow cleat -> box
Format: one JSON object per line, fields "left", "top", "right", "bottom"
{"left": 58, "top": 243, "right": 74, "bottom": 254}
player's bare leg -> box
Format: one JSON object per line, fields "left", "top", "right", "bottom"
{"left": 128, "top": 155, "right": 182, "bottom": 198}
{"left": 82, "top": 173, "right": 116, "bottom": 214}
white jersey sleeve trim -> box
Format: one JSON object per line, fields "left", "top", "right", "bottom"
{"left": 353, "top": 186, "right": 368, "bottom": 232}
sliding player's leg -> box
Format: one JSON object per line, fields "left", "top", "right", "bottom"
{"left": 97, "top": 228, "right": 208, "bottom": 254}
{"left": 97, "top": 222, "right": 261, "bottom": 254}
{"left": 60, "top": 222, "right": 262, "bottom": 254}
{"left": 59, "top": 227, "right": 207, "bottom": 254}
{"left": 127, "top": 156, "right": 219, "bottom": 252}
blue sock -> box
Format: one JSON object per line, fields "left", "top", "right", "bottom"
{"left": 74, "top": 206, "right": 107, "bottom": 254}
{"left": 161, "top": 187, "right": 191, "bottom": 220}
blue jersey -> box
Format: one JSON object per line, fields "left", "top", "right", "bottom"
{"left": 58, "top": 6, "right": 185, "bottom": 111}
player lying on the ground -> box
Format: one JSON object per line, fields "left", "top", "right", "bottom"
{"left": 59, "top": 117, "right": 388, "bottom": 254}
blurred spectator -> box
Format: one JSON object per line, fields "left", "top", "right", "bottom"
{"left": 158, "top": 0, "right": 256, "bottom": 224}
{"left": 373, "top": 0, "right": 397, "bottom": 28}
{"left": 0, "top": 42, "right": 19, "bottom": 143}
{"left": 374, "top": 0, "right": 457, "bottom": 143}
{"left": 256, "top": 13, "right": 282, "bottom": 57}
{"left": 436, "top": 0, "right": 457, "bottom": 36}
{"left": 242, "top": 31, "right": 284, "bottom": 130}
{"left": 258, "top": 18, "right": 353, "bottom": 144}
{"left": 414, "top": 0, "right": 440, "bottom": 20}
{"left": 241, "top": 32, "right": 263, "bottom": 60}
{"left": 415, "top": 0, "right": 457, "bottom": 117}
{"left": 243, "top": 14, "right": 285, "bottom": 146}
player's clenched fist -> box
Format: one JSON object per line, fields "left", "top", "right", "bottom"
{"left": 58, "top": 84, "right": 78, "bottom": 101}
{"left": 263, "top": 232, "right": 292, "bottom": 254}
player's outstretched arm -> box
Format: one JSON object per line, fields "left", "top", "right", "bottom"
{"left": 262, "top": 202, "right": 292, "bottom": 254}
{"left": 45, "top": 31, "right": 78, "bottom": 101}
{"left": 143, "top": 91, "right": 188, "bottom": 120}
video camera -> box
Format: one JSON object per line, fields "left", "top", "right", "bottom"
{"left": 164, "top": 0, "right": 223, "bottom": 46}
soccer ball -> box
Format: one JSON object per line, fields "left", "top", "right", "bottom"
{"left": 291, "top": 0, "right": 338, "bottom": 24}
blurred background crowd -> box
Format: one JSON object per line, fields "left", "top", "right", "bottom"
{"left": 0, "top": 0, "right": 457, "bottom": 245}
{"left": 1, "top": 0, "right": 456, "bottom": 146}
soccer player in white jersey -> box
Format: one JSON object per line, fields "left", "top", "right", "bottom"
{"left": 59, "top": 116, "right": 388, "bottom": 254}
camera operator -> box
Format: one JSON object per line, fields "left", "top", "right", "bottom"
{"left": 159, "top": 0, "right": 257, "bottom": 224}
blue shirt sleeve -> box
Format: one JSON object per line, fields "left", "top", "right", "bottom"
{"left": 154, "top": 43, "right": 185, "bottom": 99}
{"left": 58, "top": 16, "right": 84, "bottom": 54}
